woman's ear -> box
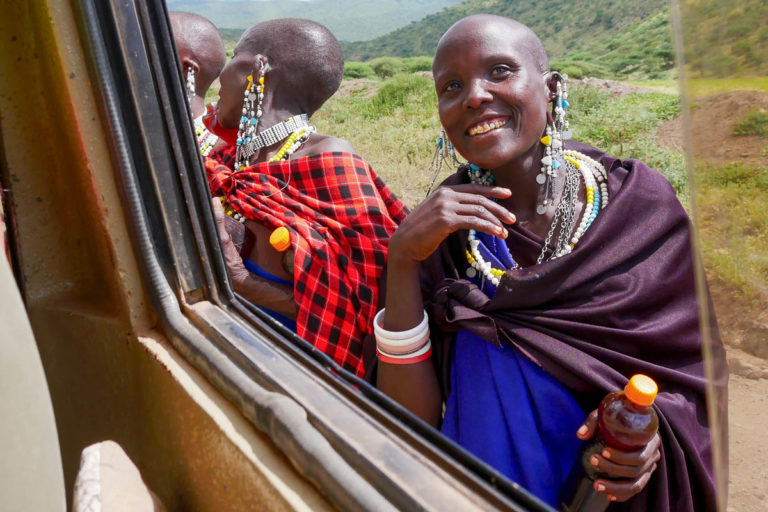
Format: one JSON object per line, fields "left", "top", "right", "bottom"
{"left": 545, "top": 71, "right": 562, "bottom": 102}
{"left": 181, "top": 57, "right": 200, "bottom": 75}
{"left": 252, "top": 54, "right": 270, "bottom": 78}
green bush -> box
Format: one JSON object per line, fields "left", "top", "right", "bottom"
{"left": 550, "top": 59, "right": 609, "bottom": 79}
{"left": 557, "top": 65, "right": 586, "bottom": 79}
{"left": 343, "top": 61, "right": 375, "bottom": 79}
{"left": 701, "top": 54, "right": 739, "bottom": 78}
{"left": 362, "top": 73, "right": 434, "bottom": 120}
{"left": 733, "top": 109, "right": 768, "bottom": 137}
{"left": 703, "top": 162, "right": 768, "bottom": 190}
{"left": 402, "top": 56, "right": 433, "bottom": 73}
{"left": 369, "top": 57, "right": 404, "bottom": 79}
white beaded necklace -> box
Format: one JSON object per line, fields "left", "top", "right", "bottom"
{"left": 464, "top": 151, "right": 609, "bottom": 287}
{"left": 194, "top": 116, "right": 219, "bottom": 157}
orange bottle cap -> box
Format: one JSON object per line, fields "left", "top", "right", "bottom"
{"left": 625, "top": 374, "right": 658, "bottom": 407}
{"left": 269, "top": 226, "right": 291, "bottom": 252}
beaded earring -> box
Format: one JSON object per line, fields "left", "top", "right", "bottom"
{"left": 234, "top": 67, "right": 266, "bottom": 171}
{"left": 425, "top": 129, "right": 460, "bottom": 196}
{"left": 537, "top": 73, "right": 570, "bottom": 215}
{"left": 185, "top": 66, "right": 196, "bottom": 104}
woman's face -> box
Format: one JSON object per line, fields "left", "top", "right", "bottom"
{"left": 215, "top": 48, "right": 255, "bottom": 129}
{"left": 433, "top": 20, "right": 551, "bottom": 171}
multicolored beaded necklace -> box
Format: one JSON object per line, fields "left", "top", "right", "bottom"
{"left": 464, "top": 149, "right": 609, "bottom": 288}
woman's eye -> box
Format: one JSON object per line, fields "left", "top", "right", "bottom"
{"left": 442, "top": 81, "right": 461, "bottom": 93}
{"left": 490, "top": 66, "right": 511, "bottom": 77}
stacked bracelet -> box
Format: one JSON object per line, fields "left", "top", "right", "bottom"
{"left": 374, "top": 309, "right": 432, "bottom": 365}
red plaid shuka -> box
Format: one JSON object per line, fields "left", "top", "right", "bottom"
{"left": 205, "top": 152, "right": 408, "bottom": 377}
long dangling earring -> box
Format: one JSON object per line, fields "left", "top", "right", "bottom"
{"left": 537, "top": 73, "right": 570, "bottom": 215}
{"left": 425, "top": 129, "right": 460, "bottom": 197}
{"left": 234, "top": 67, "right": 266, "bottom": 171}
{"left": 185, "top": 66, "right": 196, "bottom": 104}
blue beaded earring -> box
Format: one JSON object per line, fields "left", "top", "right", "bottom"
{"left": 234, "top": 67, "right": 266, "bottom": 171}
{"left": 425, "top": 129, "right": 460, "bottom": 197}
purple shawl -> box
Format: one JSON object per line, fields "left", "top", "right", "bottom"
{"left": 421, "top": 142, "right": 728, "bottom": 511}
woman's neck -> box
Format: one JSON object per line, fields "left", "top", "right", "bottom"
{"left": 491, "top": 145, "right": 543, "bottom": 211}
{"left": 190, "top": 94, "right": 205, "bottom": 119}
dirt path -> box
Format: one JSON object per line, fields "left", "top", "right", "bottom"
{"left": 727, "top": 359, "right": 768, "bottom": 511}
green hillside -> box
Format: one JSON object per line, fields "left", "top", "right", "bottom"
{"left": 681, "top": 0, "right": 768, "bottom": 77}
{"left": 167, "top": 0, "right": 463, "bottom": 42}
{"left": 342, "top": 0, "right": 674, "bottom": 80}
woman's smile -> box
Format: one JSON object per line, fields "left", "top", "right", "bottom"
{"left": 467, "top": 116, "right": 510, "bottom": 136}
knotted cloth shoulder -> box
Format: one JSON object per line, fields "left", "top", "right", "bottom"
{"left": 206, "top": 152, "right": 407, "bottom": 377}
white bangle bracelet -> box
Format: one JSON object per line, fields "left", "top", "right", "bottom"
{"left": 373, "top": 308, "right": 429, "bottom": 344}
{"left": 377, "top": 331, "right": 430, "bottom": 355}
{"left": 377, "top": 339, "right": 432, "bottom": 359}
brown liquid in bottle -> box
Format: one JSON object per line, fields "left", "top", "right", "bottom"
{"left": 560, "top": 375, "right": 659, "bottom": 512}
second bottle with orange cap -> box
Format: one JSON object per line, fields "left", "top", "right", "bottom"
{"left": 560, "top": 374, "right": 660, "bottom": 512}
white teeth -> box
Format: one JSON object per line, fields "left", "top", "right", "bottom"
{"left": 468, "top": 119, "right": 506, "bottom": 136}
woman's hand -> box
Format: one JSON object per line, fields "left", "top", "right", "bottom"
{"left": 212, "top": 198, "right": 251, "bottom": 287}
{"left": 389, "top": 184, "right": 516, "bottom": 264}
{"left": 212, "top": 199, "right": 297, "bottom": 317}
{"left": 577, "top": 410, "right": 662, "bottom": 502}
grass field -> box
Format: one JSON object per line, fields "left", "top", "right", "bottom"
{"left": 206, "top": 72, "right": 768, "bottom": 301}
{"left": 312, "top": 75, "right": 685, "bottom": 206}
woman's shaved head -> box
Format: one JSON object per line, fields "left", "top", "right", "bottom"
{"left": 170, "top": 12, "right": 227, "bottom": 95}
{"left": 237, "top": 18, "right": 344, "bottom": 115}
{"left": 436, "top": 15, "right": 549, "bottom": 74}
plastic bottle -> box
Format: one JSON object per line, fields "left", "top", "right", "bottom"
{"left": 560, "top": 374, "right": 659, "bottom": 512}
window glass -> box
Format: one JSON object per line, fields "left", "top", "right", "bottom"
{"left": 677, "top": 1, "right": 768, "bottom": 510}
{"left": 169, "top": 1, "right": 765, "bottom": 509}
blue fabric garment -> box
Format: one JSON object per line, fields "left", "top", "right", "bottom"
{"left": 243, "top": 258, "right": 297, "bottom": 331}
{"left": 440, "top": 232, "right": 585, "bottom": 507}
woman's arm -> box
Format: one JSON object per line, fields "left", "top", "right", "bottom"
{"left": 213, "top": 199, "right": 298, "bottom": 318}
{"left": 376, "top": 184, "right": 515, "bottom": 427}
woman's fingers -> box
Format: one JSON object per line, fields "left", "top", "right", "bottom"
{"left": 596, "top": 463, "right": 657, "bottom": 502}
{"left": 449, "top": 183, "right": 513, "bottom": 199}
{"left": 577, "top": 410, "right": 599, "bottom": 440}
{"left": 452, "top": 196, "right": 516, "bottom": 225}
{"left": 589, "top": 450, "right": 659, "bottom": 479}
{"left": 389, "top": 184, "right": 516, "bottom": 263}
{"left": 601, "top": 433, "right": 661, "bottom": 466}
{"left": 453, "top": 204, "right": 509, "bottom": 233}
{"left": 590, "top": 433, "right": 662, "bottom": 502}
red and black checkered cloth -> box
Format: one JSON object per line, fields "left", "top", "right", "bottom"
{"left": 205, "top": 151, "right": 407, "bottom": 377}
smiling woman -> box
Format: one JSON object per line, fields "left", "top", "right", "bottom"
{"left": 374, "top": 14, "right": 727, "bottom": 511}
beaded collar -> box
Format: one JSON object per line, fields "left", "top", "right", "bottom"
{"left": 238, "top": 114, "right": 310, "bottom": 157}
